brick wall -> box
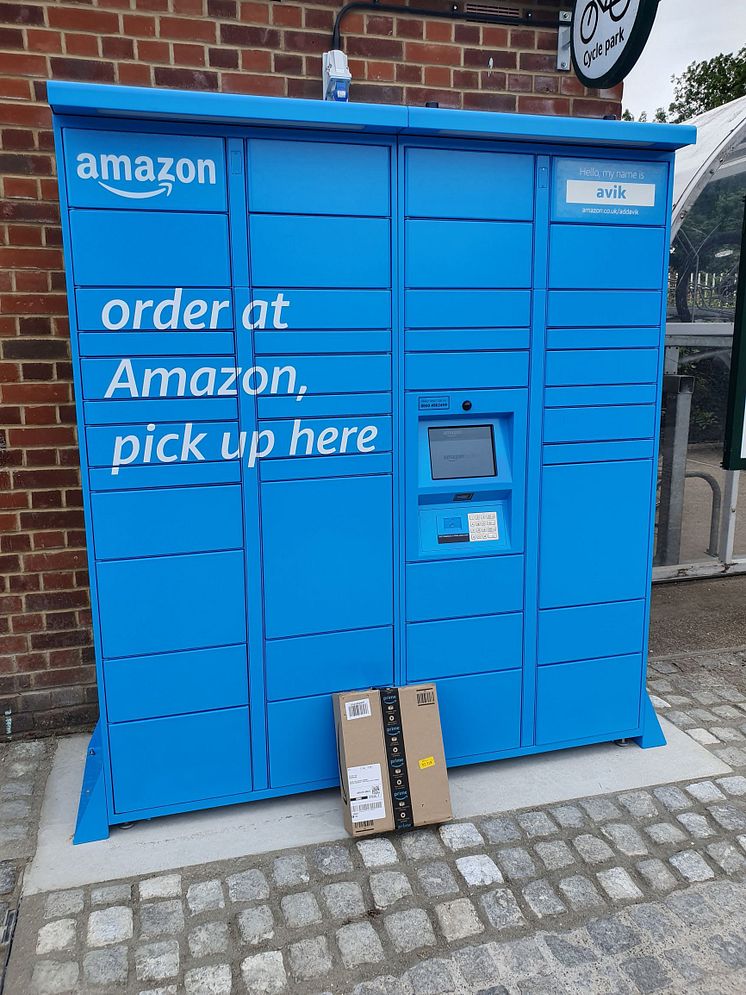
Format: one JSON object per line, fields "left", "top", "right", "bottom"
{"left": 0, "top": 0, "right": 623, "bottom": 737}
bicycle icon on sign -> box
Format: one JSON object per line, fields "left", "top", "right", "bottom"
{"left": 579, "top": 0, "right": 631, "bottom": 44}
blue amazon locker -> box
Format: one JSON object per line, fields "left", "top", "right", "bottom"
{"left": 48, "top": 81, "right": 695, "bottom": 843}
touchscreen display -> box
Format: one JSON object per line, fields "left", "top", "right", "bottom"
{"left": 428, "top": 425, "right": 496, "bottom": 480}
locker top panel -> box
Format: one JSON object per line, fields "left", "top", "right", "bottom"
{"left": 48, "top": 82, "right": 696, "bottom": 153}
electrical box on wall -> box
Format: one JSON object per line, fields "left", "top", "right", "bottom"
{"left": 48, "top": 81, "right": 695, "bottom": 843}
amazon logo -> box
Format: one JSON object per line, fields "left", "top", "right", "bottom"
{"left": 74, "top": 151, "right": 217, "bottom": 200}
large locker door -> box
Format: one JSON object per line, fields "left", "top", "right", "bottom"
{"left": 63, "top": 129, "right": 252, "bottom": 814}
{"left": 246, "top": 136, "right": 396, "bottom": 790}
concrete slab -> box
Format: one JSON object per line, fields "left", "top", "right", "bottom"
{"left": 25, "top": 718, "right": 730, "bottom": 895}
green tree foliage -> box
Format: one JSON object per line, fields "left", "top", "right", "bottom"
{"left": 668, "top": 46, "right": 746, "bottom": 122}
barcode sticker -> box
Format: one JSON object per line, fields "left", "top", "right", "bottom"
{"left": 416, "top": 689, "right": 435, "bottom": 706}
{"left": 348, "top": 763, "right": 386, "bottom": 823}
{"left": 345, "top": 698, "right": 372, "bottom": 721}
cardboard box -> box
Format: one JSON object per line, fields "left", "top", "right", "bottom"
{"left": 334, "top": 684, "right": 451, "bottom": 838}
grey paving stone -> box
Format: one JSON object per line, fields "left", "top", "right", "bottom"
{"left": 139, "top": 874, "right": 181, "bottom": 900}
{"left": 717, "top": 775, "right": 746, "bottom": 796}
{"left": 91, "top": 883, "right": 131, "bottom": 906}
{"left": 596, "top": 867, "right": 643, "bottom": 901}
{"left": 0, "top": 862, "right": 16, "bottom": 894}
{"left": 493, "top": 936, "right": 551, "bottom": 979}
{"left": 522, "top": 879, "right": 566, "bottom": 918}
{"left": 44, "top": 890, "right": 84, "bottom": 919}
{"left": 645, "top": 822, "right": 687, "bottom": 845}
{"left": 139, "top": 899, "right": 185, "bottom": 937}
{"left": 227, "top": 868, "right": 270, "bottom": 902}
{"left": 281, "top": 890, "right": 322, "bottom": 927}
{"left": 184, "top": 964, "right": 233, "bottom": 994}
{"left": 135, "top": 940, "right": 180, "bottom": 982}
{"left": 669, "top": 850, "right": 715, "bottom": 882}
{"left": 83, "top": 946, "right": 129, "bottom": 986}
{"left": 602, "top": 823, "right": 649, "bottom": 856}
{"left": 580, "top": 798, "right": 622, "bottom": 822}
{"left": 707, "top": 841, "right": 746, "bottom": 873}
{"left": 687, "top": 727, "right": 720, "bottom": 746}
{"left": 621, "top": 954, "right": 672, "bottom": 993}
{"left": 417, "top": 861, "right": 460, "bottom": 897}
{"left": 30, "top": 960, "right": 80, "bottom": 995}
{"left": 663, "top": 946, "right": 707, "bottom": 983}
{"left": 480, "top": 887, "right": 526, "bottom": 931}
{"left": 313, "top": 844, "right": 354, "bottom": 876}
{"left": 573, "top": 834, "right": 614, "bottom": 865}
{"left": 36, "top": 919, "right": 76, "bottom": 955}
{"left": 435, "top": 897, "right": 484, "bottom": 941}
{"left": 481, "top": 815, "right": 522, "bottom": 843}
{"left": 370, "top": 870, "right": 412, "bottom": 908}
{"left": 385, "top": 908, "right": 436, "bottom": 952}
{"left": 585, "top": 915, "right": 641, "bottom": 954}
{"left": 188, "top": 921, "right": 230, "bottom": 957}
{"left": 288, "top": 936, "right": 332, "bottom": 981}
{"left": 186, "top": 879, "right": 224, "bottom": 914}
{"left": 439, "top": 822, "right": 484, "bottom": 850}
{"left": 653, "top": 785, "right": 691, "bottom": 812}
{"left": 686, "top": 780, "right": 726, "bottom": 803}
{"left": 636, "top": 858, "right": 678, "bottom": 893}
{"left": 357, "top": 838, "right": 398, "bottom": 867}
{"left": 336, "top": 921, "right": 385, "bottom": 968}
{"left": 709, "top": 803, "right": 746, "bottom": 832}
{"left": 237, "top": 905, "right": 275, "bottom": 945}
{"left": 558, "top": 874, "right": 605, "bottom": 912}
{"left": 676, "top": 811, "right": 716, "bottom": 838}
{"left": 625, "top": 902, "right": 680, "bottom": 943}
{"left": 406, "top": 958, "right": 458, "bottom": 995}
{"left": 496, "top": 847, "right": 537, "bottom": 880}
{"left": 516, "top": 811, "right": 557, "bottom": 838}
{"left": 710, "top": 932, "right": 746, "bottom": 969}
{"left": 549, "top": 804, "right": 586, "bottom": 829}
{"left": 240, "top": 950, "right": 287, "bottom": 993}
{"left": 454, "top": 944, "right": 501, "bottom": 987}
{"left": 543, "top": 932, "right": 596, "bottom": 966}
{"left": 321, "top": 880, "right": 367, "bottom": 919}
{"left": 714, "top": 746, "right": 746, "bottom": 766}
{"left": 617, "top": 791, "right": 658, "bottom": 819}
{"left": 399, "top": 829, "right": 444, "bottom": 860}
{"left": 455, "top": 854, "right": 503, "bottom": 886}
{"left": 665, "top": 891, "right": 720, "bottom": 927}
{"left": 534, "top": 840, "right": 575, "bottom": 871}
{"left": 272, "top": 854, "right": 309, "bottom": 888}
{"left": 87, "top": 906, "right": 134, "bottom": 947}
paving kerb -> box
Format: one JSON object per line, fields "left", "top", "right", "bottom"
{"left": 5, "top": 648, "right": 746, "bottom": 994}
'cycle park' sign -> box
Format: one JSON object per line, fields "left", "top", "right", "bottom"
{"left": 572, "top": 0, "right": 660, "bottom": 89}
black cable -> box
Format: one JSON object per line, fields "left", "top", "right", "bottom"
{"left": 332, "top": 1, "right": 566, "bottom": 51}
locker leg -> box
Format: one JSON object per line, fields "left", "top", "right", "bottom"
{"left": 633, "top": 694, "right": 667, "bottom": 750}
{"left": 73, "top": 722, "right": 111, "bottom": 844}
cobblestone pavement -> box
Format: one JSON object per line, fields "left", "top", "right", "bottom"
{"left": 0, "top": 738, "right": 56, "bottom": 993}
{"left": 5, "top": 649, "right": 746, "bottom": 995}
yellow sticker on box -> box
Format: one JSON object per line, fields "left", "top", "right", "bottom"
{"left": 418, "top": 756, "right": 435, "bottom": 770}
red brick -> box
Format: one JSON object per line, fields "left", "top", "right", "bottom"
{"left": 50, "top": 57, "right": 116, "bottom": 82}
{"left": 425, "top": 19, "right": 452, "bottom": 43}
{"left": 396, "top": 16, "right": 422, "bottom": 39}
{"left": 64, "top": 33, "right": 101, "bottom": 57}
{"left": 220, "top": 22, "right": 278, "bottom": 46}
{"left": 272, "top": 3, "right": 302, "bottom": 27}
{"left": 159, "top": 16, "right": 216, "bottom": 42}
{"left": 518, "top": 94, "right": 571, "bottom": 115}
{"left": 26, "top": 29, "right": 63, "bottom": 53}
{"left": 404, "top": 41, "right": 461, "bottom": 66}
{"left": 240, "top": 1, "right": 269, "bottom": 22}
{"left": 153, "top": 66, "right": 219, "bottom": 89}
{"left": 48, "top": 6, "right": 120, "bottom": 33}
{"left": 209, "top": 46, "right": 239, "bottom": 69}
{"left": 0, "top": 3, "right": 46, "bottom": 26}
{"left": 222, "top": 71, "right": 285, "bottom": 96}
{"left": 122, "top": 14, "right": 156, "bottom": 36}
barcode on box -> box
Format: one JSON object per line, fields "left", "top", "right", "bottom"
{"left": 417, "top": 689, "right": 435, "bottom": 706}
{"left": 345, "top": 698, "right": 372, "bottom": 720}
{"left": 356, "top": 820, "right": 374, "bottom": 830}
{"left": 351, "top": 800, "right": 385, "bottom": 823}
